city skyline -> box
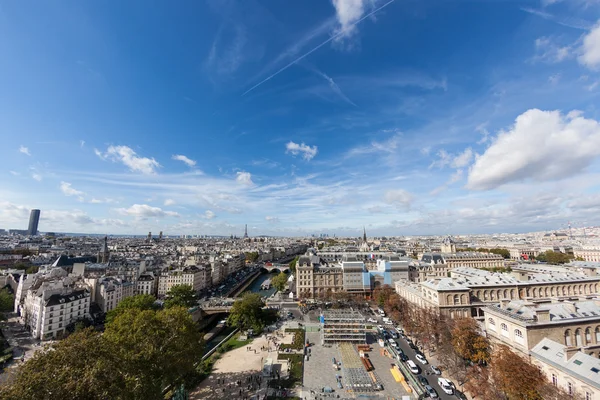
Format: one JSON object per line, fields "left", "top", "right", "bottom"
{"left": 2, "top": 1, "right": 600, "bottom": 236}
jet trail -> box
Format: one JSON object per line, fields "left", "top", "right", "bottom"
{"left": 242, "top": 0, "right": 396, "bottom": 97}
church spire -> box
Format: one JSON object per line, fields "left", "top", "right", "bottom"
{"left": 363, "top": 226, "right": 367, "bottom": 242}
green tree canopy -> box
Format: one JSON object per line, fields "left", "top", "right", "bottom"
{"left": 288, "top": 256, "right": 299, "bottom": 274}
{"left": 244, "top": 252, "right": 259, "bottom": 263}
{"left": 535, "top": 250, "right": 573, "bottom": 264}
{"left": 271, "top": 272, "right": 288, "bottom": 292}
{"left": 0, "top": 288, "right": 14, "bottom": 313}
{"left": 105, "top": 294, "right": 158, "bottom": 324}
{"left": 0, "top": 306, "right": 204, "bottom": 400}
{"left": 227, "top": 292, "right": 266, "bottom": 332}
{"left": 103, "top": 306, "right": 204, "bottom": 399}
{"left": 0, "top": 328, "right": 124, "bottom": 400}
{"left": 164, "top": 284, "right": 197, "bottom": 309}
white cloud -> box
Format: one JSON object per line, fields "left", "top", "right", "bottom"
{"left": 115, "top": 204, "right": 179, "bottom": 218}
{"left": 383, "top": 189, "right": 413, "bottom": 208}
{"left": 467, "top": 109, "right": 600, "bottom": 190}
{"left": 31, "top": 173, "right": 42, "bottom": 182}
{"left": 548, "top": 73, "right": 561, "bottom": 85}
{"left": 60, "top": 182, "right": 85, "bottom": 201}
{"left": 533, "top": 36, "right": 571, "bottom": 63}
{"left": 164, "top": 199, "right": 176, "bottom": 206}
{"left": 579, "top": 22, "right": 600, "bottom": 69}
{"left": 203, "top": 210, "right": 216, "bottom": 220}
{"left": 19, "top": 146, "right": 31, "bottom": 156}
{"left": 451, "top": 148, "right": 473, "bottom": 168}
{"left": 331, "top": 0, "right": 365, "bottom": 42}
{"left": 80, "top": 140, "right": 85, "bottom": 148}
{"left": 236, "top": 171, "right": 254, "bottom": 186}
{"left": 96, "top": 145, "right": 160, "bottom": 174}
{"left": 89, "top": 197, "right": 117, "bottom": 204}
{"left": 285, "top": 141, "right": 318, "bottom": 161}
{"left": 265, "top": 215, "right": 280, "bottom": 223}
{"left": 9, "top": 171, "right": 19, "bottom": 176}
{"left": 430, "top": 148, "right": 473, "bottom": 169}
{"left": 172, "top": 154, "right": 197, "bottom": 167}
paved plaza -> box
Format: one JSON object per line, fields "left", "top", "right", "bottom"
{"left": 302, "top": 331, "right": 410, "bottom": 400}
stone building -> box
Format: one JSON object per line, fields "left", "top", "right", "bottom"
{"left": 421, "top": 252, "right": 505, "bottom": 269}
{"left": 157, "top": 265, "right": 207, "bottom": 297}
{"left": 530, "top": 338, "right": 600, "bottom": 399}
{"left": 484, "top": 298, "right": 600, "bottom": 358}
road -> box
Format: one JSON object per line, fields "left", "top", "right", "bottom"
{"left": 368, "top": 308, "right": 458, "bottom": 400}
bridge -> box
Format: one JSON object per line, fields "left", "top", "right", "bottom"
{"left": 261, "top": 263, "right": 290, "bottom": 273}
{"left": 198, "top": 298, "right": 236, "bottom": 314}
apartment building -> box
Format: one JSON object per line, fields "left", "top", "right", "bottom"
{"left": 19, "top": 269, "right": 91, "bottom": 340}
{"left": 157, "top": 265, "right": 206, "bottom": 297}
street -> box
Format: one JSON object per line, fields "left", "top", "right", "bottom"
{"left": 368, "top": 307, "right": 459, "bottom": 400}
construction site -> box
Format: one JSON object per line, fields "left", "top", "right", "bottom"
{"left": 301, "top": 309, "right": 411, "bottom": 399}
{"left": 321, "top": 309, "right": 367, "bottom": 345}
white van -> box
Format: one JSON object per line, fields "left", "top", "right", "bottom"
{"left": 382, "top": 317, "right": 391, "bottom": 324}
{"left": 406, "top": 360, "right": 419, "bottom": 374}
{"left": 437, "top": 378, "right": 454, "bottom": 395}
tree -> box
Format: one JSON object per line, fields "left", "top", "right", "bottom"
{"left": 25, "top": 265, "right": 39, "bottom": 274}
{"left": 0, "top": 328, "right": 125, "bottom": 400}
{"left": 164, "top": 284, "right": 197, "bottom": 309}
{"left": 227, "top": 292, "right": 266, "bottom": 332}
{"left": 288, "top": 256, "right": 299, "bottom": 274}
{"left": 103, "top": 306, "right": 204, "bottom": 399}
{"left": 0, "top": 288, "right": 14, "bottom": 313}
{"left": 244, "top": 252, "right": 259, "bottom": 263}
{"left": 451, "top": 318, "right": 490, "bottom": 365}
{"left": 271, "top": 272, "right": 288, "bottom": 292}
{"left": 491, "top": 345, "right": 546, "bottom": 400}
{"left": 373, "top": 284, "right": 394, "bottom": 307}
{"left": 105, "top": 294, "right": 158, "bottom": 324}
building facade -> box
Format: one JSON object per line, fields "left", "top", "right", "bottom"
{"left": 157, "top": 265, "right": 206, "bottom": 297}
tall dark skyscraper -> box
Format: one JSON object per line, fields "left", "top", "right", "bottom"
{"left": 27, "top": 209, "right": 40, "bottom": 236}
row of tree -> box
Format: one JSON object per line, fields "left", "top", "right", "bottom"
{"left": 227, "top": 292, "right": 278, "bottom": 333}
{"left": 460, "top": 248, "right": 511, "bottom": 259}
{"left": 533, "top": 250, "right": 576, "bottom": 264}
{"left": 375, "top": 285, "right": 576, "bottom": 400}
{"left": 0, "top": 286, "right": 205, "bottom": 400}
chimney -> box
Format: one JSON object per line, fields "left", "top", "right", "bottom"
{"left": 564, "top": 347, "right": 580, "bottom": 362}
{"left": 535, "top": 309, "right": 551, "bottom": 322}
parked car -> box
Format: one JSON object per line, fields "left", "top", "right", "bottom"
{"left": 367, "top": 318, "right": 377, "bottom": 323}
{"left": 408, "top": 341, "right": 417, "bottom": 350}
{"left": 415, "top": 354, "right": 428, "bottom": 365}
{"left": 424, "top": 385, "right": 438, "bottom": 398}
{"left": 455, "top": 390, "right": 468, "bottom": 399}
{"left": 437, "top": 378, "right": 455, "bottom": 395}
{"left": 417, "top": 375, "right": 428, "bottom": 386}
{"left": 406, "top": 360, "right": 420, "bottom": 374}
{"left": 431, "top": 365, "right": 441, "bottom": 375}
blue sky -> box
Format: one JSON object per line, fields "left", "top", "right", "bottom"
{"left": 2, "top": 0, "right": 600, "bottom": 237}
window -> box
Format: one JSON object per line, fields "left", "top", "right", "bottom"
{"left": 552, "top": 374, "right": 558, "bottom": 387}
{"left": 567, "top": 382, "right": 573, "bottom": 396}
{"left": 586, "top": 392, "right": 592, "bottom": 400}
{"left": 586, "top": 328, "right": 592, "bottom": 344}
{"left": 58, "top": 323, "right": 62, "bottom": 328}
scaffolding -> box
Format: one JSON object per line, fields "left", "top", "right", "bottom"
{"left": 339, "top": 343, "right": 383, "bottom": 393}
{"left": 321, "top": 309, "right": 367, "bottom": 345}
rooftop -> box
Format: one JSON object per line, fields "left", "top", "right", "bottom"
{"left": 531, "top": 338, "right": 600, "bottom": 389}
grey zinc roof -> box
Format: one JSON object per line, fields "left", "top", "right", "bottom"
{"left": 421, "top": 278, "right": 469, "bottom": 291}
{"left": 531, "top": 338, "right": 600, "bottom": 390}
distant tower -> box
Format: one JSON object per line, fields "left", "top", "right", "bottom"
{"left": 159, "top": 231, "right": 163, "bottom": 240}
{"left": 98, "top": 236, "right": 110, "bottom": 263}
{"left": 363, "top": 226, "right": 367, "bottom": 242}
{"left": 244, "top": 224, "right": 248, "bottom": 239}
{"left": 27, "top": 209, "right": 40, "bottom": 236}
{"left": 147, "top": 232, "right": 152, "bottom": 242}
{"left": 360, "top": 227, "right": 370, "bottom": 252}
{"left": 441, "top": 236, "right": 457, "bottom": 254}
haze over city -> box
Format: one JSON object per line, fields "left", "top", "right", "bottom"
{"left": 2, "top": 0, "right": 600, "bottom": 236}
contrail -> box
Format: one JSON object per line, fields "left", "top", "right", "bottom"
{"left": 242, "top": 0, "right": 396, "bottom": 96}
